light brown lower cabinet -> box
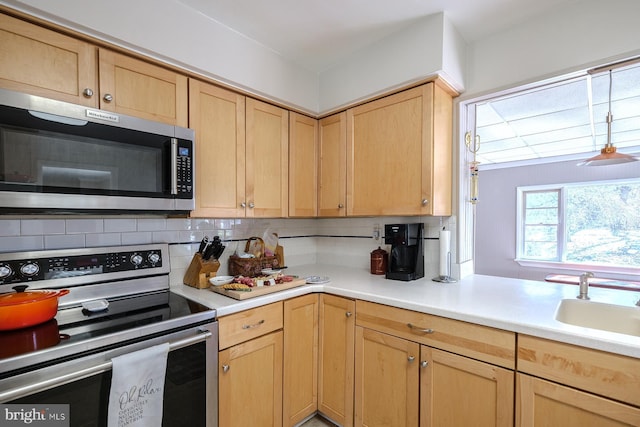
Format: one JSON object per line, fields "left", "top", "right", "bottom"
{"left": 318, "top": 294, "right": 355, "bottom": 426}
{"left": 218, "top": 330, "right": 283, "bottom": 427}
{"left": 516, "top": 374, "right": 640, "bottom": 427}
{"left": 421, "top": 346, "right": 514, "bottom": 427}
{"left": 283, "top": 294, "right": 319, "bottom": 426}
{"left": 355, "top": 326, "right": 420, "bottom": 427}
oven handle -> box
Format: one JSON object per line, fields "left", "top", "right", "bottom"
{"left": 0, "top": 328, "right": 213, "bottom": 402}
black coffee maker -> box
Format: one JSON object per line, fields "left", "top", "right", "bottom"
{"left": 385, "top": 223, "right": 424, "bottom": 281}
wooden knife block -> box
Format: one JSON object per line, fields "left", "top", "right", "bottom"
{"left": 183, "top": 253, "right": 220, "bottom": 289}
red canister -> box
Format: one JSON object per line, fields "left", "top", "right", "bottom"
{"left": 370, "top": 247, "right": 388, "bottom": 275}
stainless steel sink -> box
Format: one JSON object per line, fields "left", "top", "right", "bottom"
{"left": 555, "top": 298, "right": 640, "bottom": 337}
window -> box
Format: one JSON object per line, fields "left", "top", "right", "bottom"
{"left": 517, "top": 179, "right": 640, "bottom": 271}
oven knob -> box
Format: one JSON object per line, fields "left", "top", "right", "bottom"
{"left": 0, "top": 264, "right": 13, "bottom": 279}
{"left": 130, "top": 254, "right": 144, "bottom": 266}
{"left": 148, "top": 253, "right": 161, "bottom": 265}
{"left": 20, "top": 262, "right": 40, "bottom": 277}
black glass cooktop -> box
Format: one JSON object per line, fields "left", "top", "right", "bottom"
{"left": 0, "top": 291, "right": 213, "bottom": 378}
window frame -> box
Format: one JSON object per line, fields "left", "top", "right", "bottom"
{"left": 515, "top": 179, "right": 640, "bottom": 276}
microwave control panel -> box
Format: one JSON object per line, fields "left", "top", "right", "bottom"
{"left": 176, "top": 140, "right": 193, "bottom": 198}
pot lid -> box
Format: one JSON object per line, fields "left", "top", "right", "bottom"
{"left": 371, "top": 246, "right": 387, "bottom": 255}
{"left": 0, "top": 287, "right": 68, "bottom": 307}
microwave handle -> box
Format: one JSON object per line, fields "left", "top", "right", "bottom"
{"left": 0, "top": 328, "right": 212, "bottom": 402}
{"left": 171, "top": 138, "right": 178, "bottom": 195}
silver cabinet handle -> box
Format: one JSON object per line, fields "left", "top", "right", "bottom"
{"left": 338, "top": 203, "right": 344, "bottom": 208}
{"left": 242, "top": 319, "right": 265, "bottom": 329}
{"left": 240, "top": 202, "right": 246, "bottom": 208}
{"left": 103, "top": 93, "right": 113, "bottom": 102}
{"left": 421, "top": 199, "right": 429, "bottom": 206}
{"left": 345, "top": 311, "right": 352, "bottom": 317}
{"left": 421, "top": 361, "right": 428, "bottom": 368}
{"left": 83, "top": 88, "right": 94, "bottom": 97}
{"left": 407, "top": 323, "right": 434, "bottom": 334}
{"left": 408, "top": 356, "right": 415, "bottom": 362}
{"left": 222, "top": 364, "right": 230, "bottom": 373}
{"left": 248, "top": 202, "right": 255, "bottom": 209}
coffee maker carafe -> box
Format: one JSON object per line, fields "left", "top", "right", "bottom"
{"left": 385, "top": 223, "right": 424, "bottom": 281}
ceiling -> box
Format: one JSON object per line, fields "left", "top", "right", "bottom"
{"left": 177, "top": 0, "right": 579, "bottom": 72}
{"left": 474, "top": 62, "right": 640, "bottom": 166}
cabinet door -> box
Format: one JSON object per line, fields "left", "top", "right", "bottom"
{"left": 189, "top": 79, "right": 246, "bottom": 218}
{"left": 0, "top": 13, "right": 97, "bottom": 106}
{"left": 318, "top": 112, "right": 347, "bottom": 217}
{"left": 346, "top": 83, "right": 452, "bottom": 216}
{"left": 318, "top": 294, "right": 355, "bottom": 427}
{"left": 421, "top": 346, "right": 514, "bottom": 427}
{"left": 98, "top": 48, "right": 188, "bottom": 126}
{"left": 219, "top": 331, "right": 283, "bottom": 427}
{"left": 355, "top": 327, "right": 419, "bottom": 427}
{"left": 245, "top": 98, "right": 289, "bottom": 217}
{"left": 289, "top": 112, "right": 318, "bottom": 217}
{"left": 516, "top": 374, "right": 640, "bottom": 427}
{"left": 283, "top": 294, "right": 319, "bottom": 426}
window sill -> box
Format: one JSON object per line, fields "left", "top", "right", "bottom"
{"left": 514, "top": 259, "right": 640, "bottom": 285}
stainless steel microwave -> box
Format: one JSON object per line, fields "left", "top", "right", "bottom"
{"left": 0, "top": 88, "right": 194, "bottom": 213}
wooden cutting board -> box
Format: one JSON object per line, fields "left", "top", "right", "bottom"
{"left": 210, "top": 277, "right": 307, "bottom": 300}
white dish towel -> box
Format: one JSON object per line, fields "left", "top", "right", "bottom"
{"left": 108, "top": 343, "right": 170, "bottom": 427}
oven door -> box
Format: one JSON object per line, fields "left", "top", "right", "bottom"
{"left": 0, "top": 322, "right": 217, "bottom": 427}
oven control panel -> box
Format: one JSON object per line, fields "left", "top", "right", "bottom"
{"left": 0, "top": 245, "right": 168, "bottom": 286}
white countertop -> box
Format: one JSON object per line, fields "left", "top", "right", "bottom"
{"left": 171, "top": 265, "right": 640, "bottom": 359}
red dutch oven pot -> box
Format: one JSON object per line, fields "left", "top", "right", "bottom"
{"left": 0, "top": 285, "right": 70, "bottom": 331}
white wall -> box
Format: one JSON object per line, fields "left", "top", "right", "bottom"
{"left": 317, "top": 13, "right": 466, "bottom": 114}
{"left": 475, "top": 160, "right": 640, "bottom": 281}
{"left": 464, "top": 0, "right": 640, "bottom": 99}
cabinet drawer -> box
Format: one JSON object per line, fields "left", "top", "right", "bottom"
{"left": 518, "top": 335, "right": 640, "bottom": 407}
{"left": 219, "top": 302, "right": 283, "bottom": 349}
{"left": 356, "top": 300, "right": 515, "bottom": 368}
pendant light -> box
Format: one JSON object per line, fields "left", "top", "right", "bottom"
{"left": 578, "top": 69, "right": 638, "bottom": 166}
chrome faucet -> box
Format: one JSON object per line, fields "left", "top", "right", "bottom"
{"left": 577, "top": 272, "right": 594, "bottom": 300}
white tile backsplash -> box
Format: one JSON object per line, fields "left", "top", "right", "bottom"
{"left": 65, "top": 219, "right": 103, "bottom": 234}
{"left": 104, "top": 218, "right": 137, "bottom": 232}
{"left": 0, "top": 235, "right": 43, "bottom": 252}
{"left": 0, "top": 215, "right": 457, "bottom": 283}
{"left": 21, "top": 219, "right": 65, "bottom": 235}
{"left": 44, "top": 234, "right": 85, "bottom": 249}
{"left": 86, "top": 233, "right": 122, "bottom": 247}
{"left": 121, "top": 231, "right": 153, "bottom": 245}
{"left": 137, "top": 218, "right": 166, "bottom": 231}
{"left": 0, "top": 220, "right": 20, "bottom": 237}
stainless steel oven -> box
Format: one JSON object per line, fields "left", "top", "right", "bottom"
{"left": 0, "top": 244, "right": 217, "bottom": 427}
{"left": 0, "top": 88, "right": 194, "bottom": 213}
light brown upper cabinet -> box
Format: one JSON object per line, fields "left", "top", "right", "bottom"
{"left": 190, "top": 80, "right": 289, "bottom": 218}
{"left": 189, "top": 80, "right": 246, "bottom": 218}
{"left": 0, "top": 13, "right": 97, "bottom": 106}
{"left": 245, "top": 97, "right": 289, "bottom": 217}
{"left": 318, "top": 112, "right": 347, "bottom": 217}
{"left": 97, "top": 49, "right": 188, "bottom": 127}
{"left": 289, "top": 112, "right": 318, "bottom": 217}
{"left": 346, "top": 82, "right": 453, "bottom": 216}
{"left": 0, "top": 13, "right": 188, "bottom": 126}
